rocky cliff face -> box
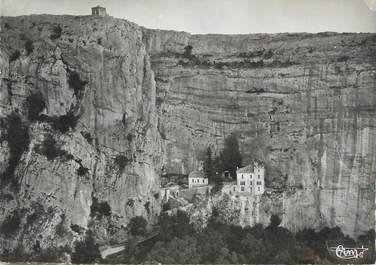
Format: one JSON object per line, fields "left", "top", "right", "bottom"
{"left": 143, "top": 29, "right": 376, "bottom": 237}
{"left": 0, "top": 15, "right": 162, "bottom": 257}
{"left": 0, "top": 14, "right": 375, "bottom": 258}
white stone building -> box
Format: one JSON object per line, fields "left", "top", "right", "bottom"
{"left": 236, "top": 161, "right": 265, "bottom": 195}
{"left": 160, "top": 183, "right": 181, "bottom": 202}
{"left": 188, "top": 170, "right": 208, "bottom": 189}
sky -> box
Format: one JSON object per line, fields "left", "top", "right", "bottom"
{"left": 1, "top": 0, "right": 376, "bottom": 34}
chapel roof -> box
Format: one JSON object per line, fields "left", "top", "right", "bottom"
{"left": 188, "top": 170, "right": 206, "bottom": 179}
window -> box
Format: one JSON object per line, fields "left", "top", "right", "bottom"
{"left": 192, "top": 179, "right": 194, "bottom": 183}
{"left": 258, "top": 175, "right": 260, "bottom": 179}
{"left": 242, "top": 174, "right": 244, "bottom": 179}
{"left": 202, "top": 179, "right": 205, "bottom": 183}
{"left": 240, "top": 181, "right": 245, "bottom": 185}
{"left": 257, "top": 181, "right": 262, "bottom": 185}
{"left": 258, "top": 187, "right": 260, "bottom": 191}
{"left": 241, "top": 186, "right": 245, "bottom": 191}
{"left": 233, "top": 187, "right": 236, "bottom": 191}
{"left": 250, "top": 181, "right": 253, "bottom": 186}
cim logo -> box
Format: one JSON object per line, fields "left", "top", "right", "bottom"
{"left": 327, "top": 243, "right": 369, "bottom": 260}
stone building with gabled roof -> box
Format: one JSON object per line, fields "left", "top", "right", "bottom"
{"left": 236, "top": 161, "right": 265, "bottom": 195}
{"left": 188, "top": 170, "right": 208, "bottom": 189}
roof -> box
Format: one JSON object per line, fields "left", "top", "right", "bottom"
{"left": 92, "top": 5, "right": 106, "bottom": 9}
{"left": 237, "top": 164, "right": 254, "bottom": 173}
{"left": 237, "top": 161, "right": 264, "bottom": 173}
{"left": 188, "top": 170, "right": 206, "bottom": 179}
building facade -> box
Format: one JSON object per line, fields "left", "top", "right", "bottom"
{"left": 92, "top": 6, "right": 107, "bottom": 16}
{"left": 188, "top": 170, "right": 208, "bottom": 189}
{"left": 236, "top": 161, "right": 265, "bottom": 195}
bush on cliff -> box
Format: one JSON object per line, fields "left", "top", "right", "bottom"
{"left": 9, "top": 50, "right": 20, "bottom": 62}
{"left": 67, "top": 70, "right": 88, "bottom": 99}
{"left": 90, "top": 197, "right": 112, "bottom": 220}
{"left": 51, "top": 111, "right": 80, "bottom": 133}
{"left": 71, "top": 231, "right": 101, "bottom": 264}
{"left": 2, "top": 113, "right": 30, "bottom": 186}
{"left": 25, "top": 91, "right": 46, "bottom": 121}
{"left": 35, "top": 134, "right": 71, "bottom": 161}
{"left": 25, "top": 39, "right": 34, "bottom": 55}
{"left": 50, "top": 24, "right": 62, "bottom": 40}
{"left": 114, "top": 154, "right": 129, "bottom": 172}
{"left": 128, "top": 216, "right": 148, "bottom": 236}
{"left": 1, "top": 210, "right": 21, "bottom": 238}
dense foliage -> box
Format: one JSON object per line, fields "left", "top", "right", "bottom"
{"left": 119, "top": 211, "right": 375, "bottom": 264}
{"left": 25, "top": 91, "right": 46, "bottom": 121}
{"left": 34, "top": 134, "right": 71, "bottom": 161}
{"left": 67, "top": 70, "right": 88, "bottom": 99}
{"left": 1, "top": 113, "right": 30, "bottom": 186}
{"left": 50, "top": 24, "right": 62, "bottom": 40}
{"left": 203, "top": 134, "right": 242, "bottom": 192}
{"left": 9, "top": 50, "right": 20, "bottom": 62}
{"left": 1, "top": 210, "right": 21, "bottom": 238}
{"left": 71, "top": 231, "right": 101, "bottom": 264}
{"left": 51, "top": 110, "right": 80, "bottom": 133}
{"left": 25, "top": 39, "right": 34, "bottom": 55}
{"left": 90, "top": 197, "right": 112, "bottom": 220}
{"left": 128, "top": 216, "right": 148, "bottom": 236}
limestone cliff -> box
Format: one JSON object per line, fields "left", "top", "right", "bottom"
{"left": 143, "top": 29, "right": 376, "bottom": 237}
{"left": 0, "top": 14, "right": 375, "bottom": 259}
{"left": 0, "top": 15, "right": 162, "bottom": 257}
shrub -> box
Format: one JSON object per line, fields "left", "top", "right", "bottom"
{"left": 77, "top": 165, "right": 89, "bottom": 176}
{"left": 25, "top": 39, "right": 34, "bottom": 55}
{"left": 25, "top": 91, "right": 46, "bottom": 121}
{"left": 2, "top": 113, "right": 30, "bottom": 185}
{"left": 337, "top": 55, "right": 350, "bottom": 62}
{"left": 144, "top": 201, "right": 150, "bottom": 214}
{"left": 70, "top": 224, "right": 84, "bottom": 234}
{"left": 9, "top": 50, "right": 20, "bottom": 62}
{"left": 268, "top": 214, "right": 282, "bottom": 228}
{"left": 90, "top": 197, "right": 111, "bottom": 219}
{"left": 1, "top": 210, "right": 21, "bottom": 238}
{"left": 50, "top": 24, "right": 62, "bottom": 40}
{"left": 4, "top": 23, "right": 10, "bottom": 29}
{"left": 51, "top": 111, "right": 79, "bottom": 133}
{"left": 67, "top": 70, "right": 88, "bottom": 99}
{"left": 183, "top": 45, "right": 193, "bottom": 57}
{"left": 114, "top": 155, "right": 129, "bottom": 172}
{"left": 35, "top": 134, "right": 70, "bottom": 161}
{"left": 56, "top": 215, "right": 68, "bottom": 237}
{"left": 127, "top": 198, "right": 135, "bottom": 207}
{"left": 71, "top": 231, "right": 102, "bottom": 264}
{"left": 128, "top": 216, "right": 147, "bottom": 236}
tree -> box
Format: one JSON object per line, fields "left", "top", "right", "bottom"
{"left": 128, "top": 216, "right": 147, "bottom": 236}
{"left": 183, "top": 45, "right": 193, "bottom": 58}
{"left": 240, "top": 233, "right": 267, "bottom": 263}
{"left": 71, "top": 231, "right": 102, "bottom": 264}
{"left": 268, "top": 214, "right": 282, "bottom": 229}
{"left": 203, "top": 146, "right": 214, "bottom": 182}
{"left": 158, "top": 211, "right": 194, "bottom": 242}
{"left": 25, "top": 39, "right": 34, "bottom": 55}
{"left": 198, "top": 227, "right": 228, "bottom": 263}
{"left": 220, "top": 134, "right": 242, "bottom": 179}
{"left": 25, "top": 91, "right": 46, "bottom": 121}
{"left": 147, "top": 235, "right": 201, "bottom": 263}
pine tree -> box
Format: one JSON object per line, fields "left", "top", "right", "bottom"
{"left": 221, "top": 134, "right": 242, "bottom": 179}
{"left": 203, "top": 147, "right": 214, "bottom": 183}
